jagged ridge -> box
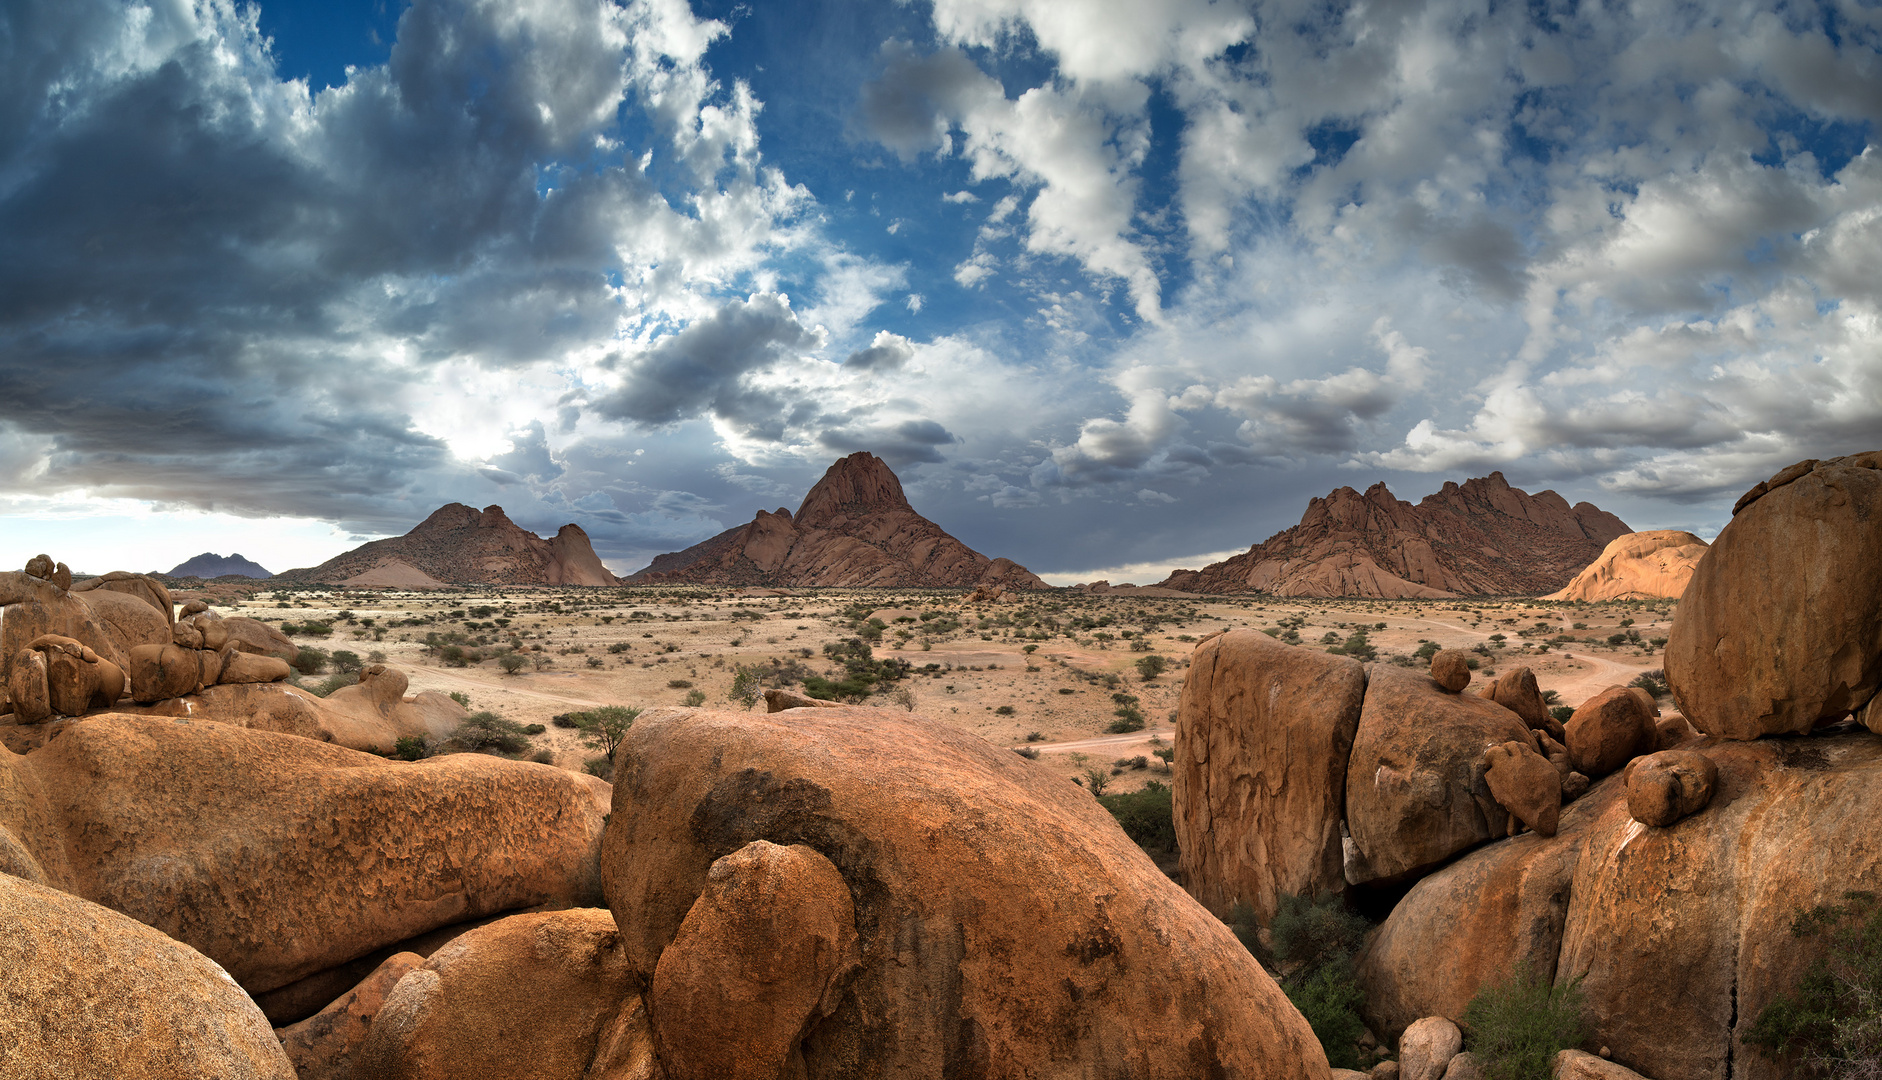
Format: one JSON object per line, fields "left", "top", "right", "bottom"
{"left": 627, "top": 452, "right": 1046, "bottom": 590}
{"left": 1158, "top": 472, "right": 1630, "bottom": 598}
{"left": 273, "top": 504, "right": 619, "bottom": 586}
{"left": 164, "top": 553, "right": 273, "bottom": 579}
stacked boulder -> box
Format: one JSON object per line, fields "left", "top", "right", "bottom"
{"left": 1177, "top": 451, "right": 1881, "bottom": 1080}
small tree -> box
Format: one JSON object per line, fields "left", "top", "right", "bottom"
{"left": 1135, "top": 654, "right": 1169, "bottom": 681}
{"left": 498, "top": 653, "right": 529, "bottom": 676}
{"left": 331, "top": 650, "right": 363, "bottom": 674}
{"left": 729, "top": 664, "right": 764, "bottom": 709}
{"left": 578, "top": 706, "right": 641, "bottom": 760}
{"left": 1082, "top": 766, "right": 1111, "bottom": 795}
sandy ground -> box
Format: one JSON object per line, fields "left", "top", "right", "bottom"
{"left": 207, "top": 586, "right": 1677, "bottom": 794}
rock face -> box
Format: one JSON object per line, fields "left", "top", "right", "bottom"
{"left": 1665, "top": 452, "right": 1882, "bottom": 739}
{"left": 627, "top": 452, "right": 1047, "bottom": 590}
{"left": 1545, "top": 530, "right": 1709, "bottom": 601}
{"left": 0, "top": 714, "right": 608, "bottom": 997}
{"left": 353, "top": 909, "right": 640, "bottom": 1080}
{"left": 165, "top": 552, "right": 274, "bottom": 578}
{"left": 274, "top": 504, "right": 620, "bottom": 586}
{"left": 0, "top": 872, "right": 296, "bottom": 1080}
{"left": 277, "top": 952, "right": 426, "bottom": 1080}
{"left": 1357, "top": 732, "right": 1882, "bottom": 1080}
{"left": 1345, "top": 665, "right": 1536, "bottom": 885}
{"left": 1157, "top": 472, "right": 1629, "bottom": 597}
{"left": 604, "top": 705, "right": 1331, "bottom": 1078}
{"left": 1175, "top": 630, "right": 1367, "bottom": 923}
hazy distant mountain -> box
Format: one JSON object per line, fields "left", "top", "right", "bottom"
{"left": 1158, "top": 472, "right": 1630, "bottom": 598}
{"left": 165, "top": 553, "right": 273, "bottom": 579}
{"left": 628, "top": 452, "right": 1045, "bottom": 589}
{"left": 272, "top": 504, "right": 619, "bottom": 587}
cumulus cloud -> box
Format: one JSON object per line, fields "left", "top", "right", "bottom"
{"left": 843, "top": 331, "right": 916, "bottom": 371}
{"left": 818, "top": 418, "right": 962, "bottom": 467}
{"left": 596, "top": 292, "right": 826, "bottom": 432}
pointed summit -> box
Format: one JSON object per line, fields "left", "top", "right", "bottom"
{"left": 628, "top": 454, "right": 1045, "bottom": 590}
{"left": 274, "top": 505, "right": 620, "bottom": 586}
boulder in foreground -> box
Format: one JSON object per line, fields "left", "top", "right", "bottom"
{"left": 604, "top": 705, "right": 1331, "bottom": 1078}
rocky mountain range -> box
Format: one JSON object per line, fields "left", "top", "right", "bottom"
{"left": 628, "top": 452, "right": 1046, "bottom": 590}
{"left": 163, "top": 552, "right": 273, "bottom": 579}
{"left": 273, "top": 504, "right": 619, "bottom": 587}
{"left": 1158, "top": 472, "right": 1630, "bottom": 598}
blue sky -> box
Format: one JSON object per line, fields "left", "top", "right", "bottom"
{"left": 1, "top": 0, "right": 1878, "bottom": 581}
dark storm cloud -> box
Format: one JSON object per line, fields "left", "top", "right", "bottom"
{"left": 594, "top": 293, "right": 824, "bottom": 431}
{"left": 817, "top": 418, "right": 961, "bottom": 466}
{"left": 854, "top": 42, "right": 994, "bottom": 158}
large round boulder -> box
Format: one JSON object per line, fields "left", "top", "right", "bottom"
{"left": 353, "top": 909, "right": 639, "bottom": 1080}
{"left": 0, "top": 872, "right": 296, "bottom": 1079}
{"left": 1564, "top": 686, "right": 1657, "bottom": 778}
{"left": 1358, "top": 732, "right": 1882, "bottom": 1080}
{"left": 1, "top": 714, "right": 608, "bottom": 996}
{"left": 1666, "top": 453, "right": 1882, "bottom": 738}
{"left": 1345, "top": 665, "right": 1536, "bottom": 885}
{"left": 604, "top": 705, "right": 1331, "bottom": 1079}
{"left": 1175, "top": 629, "right": 1367, "bottom": 923}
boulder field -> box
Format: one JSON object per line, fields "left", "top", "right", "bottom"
{"left": 1179, "top": 451, "right": 1882, "bottom": 1080}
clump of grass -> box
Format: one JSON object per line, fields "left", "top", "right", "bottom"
{"left": 1742, "top": 891, "right": 1882, "bottom": 1079}
{"left": 1462, "top": 963, "right": 1588, "bottom": 1080}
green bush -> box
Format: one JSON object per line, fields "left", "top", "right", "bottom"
{"left": 391, "top": 736, "right": 429, "bottom": 761}
{"left": 523, "top": 723, "right": 546, "bottom": 735}
{"left": 1550, "top": 705, "right": 1575, "bottom": 724}
{"left": 292, "top": 647, "right": 329, "bottom": 675}
{"left": 551, "top": 712, "right": 581, "bottom": 729}
{"left": 1629, "top": 670, "right": 1670, "bottom": 699}
{"left": 578, "top": 705, "right": 640, "bottom": 759}
{"left": 1134, "top": 654, "right": 1169, "bottom": 680}
{"left": 583, "top": 755, "right": 613, "bottom": 781}
{"left": 1107, "top": 704, "right": 1146, "bottom": 733}
{"left": 331, "top": 650, "right": 362, "bottom": 674}
{"left": 1267, "top": 892, "right": 1374, "bottom": 1070}
{"left": 450, "top": 712, "right": 534, "bottom": 755}
{"left": 1096, "top": 781, "right": 1175, "bottom": 854}
{"left": 683, "top": 689, "right": 707, "bottom": 706}
{"left": 1742, "top": 891, "right": 1882, "bottom": 1078}
{"left": 499, "top": 653, "right": 529, "bottom": 675}
{"left": 994, "top": 704, "right": 1015, "bottom": 716}
{"left": 308, "top": 673, "right": 354, "bottom": 697}
{"left": 1462, "top": 964, "right": 1589, "bottom": 1080}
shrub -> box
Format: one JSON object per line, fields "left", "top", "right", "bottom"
{"left": 1014, "top": 746, "right": 1040, "bottom": 759}
{"left": 1630, "top": 670, "right": 1670, "bottom": 699}
{"left": 1134, "top": 654, "right": 1169, "bottom": 680}
{"left": 1082, "top": 766, "right": 1111, "bottom": 795}
{"left": 1026, "top": 731, "right": 1045, "bottom": 742}
{"left": 331, "top": 650, "right": 363, "bottom": 674}
{"left": 523, "top": 723, "right": 546, "bottom": 735}
{"left": 1107, "top": 705, "right": 1146, "bottom": 734}
{"left": 499, "top": 653, "right": 529, "bottom": 675}
{"left": 1268, "top": 892, "right": 1374, "bottom": 1070}
{"left": 293, "top": 647, "right": 329, "bottom": 675}
{"left": 391, "top": 736, "right": 429, "bottom": 761}
{"left": 683, "top": 689, "right": 707, "bottom": 706}
{"left": 667, "top": 679, "right": 693, "bottom": 689}
{"left": 449, "top": 691, "right": 470, "bottom": 707}
{"left": 1462, "top": 964, "right": 1589, "bottom": 1080}
{"left": 583, "top": 755, "right": 614, "bottom": 782}
{"left": 551, "top": 712, "right": 581, "bottom": 729}
{"left": 994, "top": 704, "right": 1016, "bottom": 716}
{"left": 309, "top": 673, "right": 354, "bottom": 697}
{"left": 1550, "top": 705, "right": 1575, "bottom": 724}
{"left": 1742, "top": 891, "right": 1882, "bottom": 1078}
{"left": 1096, "top": 781, "right": 1175, "bottom": 854}
{"left": 530, "top": 749, "right": 555, "bottom": 764}
{"left": 450, "top": 711, "right": 534, "bottom": 755}
{"left": 729, "top": 664, "right": 764, "bottom": 709}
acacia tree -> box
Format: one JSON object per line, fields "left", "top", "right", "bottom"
{"left": 579, "top": 705, "right": 641, "bottom": 759}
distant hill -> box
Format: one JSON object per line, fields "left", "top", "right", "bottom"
{"left": 272, "top": 504, "right": 619, "bottom": 587}
{"left": 628, "top": 452, "right": 1046, "bottom": 590}
{"left": 1158, "top": 472, "right": 1630, "bottom": 598}
{"left": 164, "top": 553, "right": 273, "bottom": 579}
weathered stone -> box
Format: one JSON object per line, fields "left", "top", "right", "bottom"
{"left": 1653, "top": 713, "right": 1696, "bottom": 751}
{"left": 128, "top": 641, "right": 202, "bottom": 701}
{"left": 1441, "top": 1052, "right": 1487, "bottom": 1080}
{"left": 72, "top": 584, "right": 172, "bottom": 662}
{"left": 70, "top": 570, "right": 173, "bottom": 622}
{"left": 1561, "top": 772, "right": 1590, "bottom": 801}
{"left": 763, "top": 686, "right": 843, "bottom": 711}
{"left": 219, "top": 649, "right": 293, "bottom": 684}
{"left": 6, "top": 648, "right": 51, "bottom": 723}
{"left": 0, "top": 872, "right": 296, "bottom": 1079}
{"left": 276, "top": 952, "right": 425, "bottom": 1080}
{"left": 650, "top": 841, "right": 859, "bottom": 1079}
{"left": 1553, "top": 1049, "right": 1653, "bottom": 1079}
{"left": 1373, "top": 1062, "right": 1402, "bottom": 1080}
{"left": 1346, "top": 665, "right": 1536, "bottom": 884}
{"left": 1479, "top": 666, "right": 1549, "bottom": 728}
{"left": 0, "top": 570, "right": 127, "bottom": 680}
{"left": 1624, "top": 750, "right": 1717, "bottom": 828}
{"left": 222, "top": 616, "right": 298, "bottom": 661}
{"left": 6, "top": 714, "right": 608, "bottom": 995}
{"left": 1666, "top": 454, "right": 1882, "bottom": 738}
{"left": 1399, "top": 1016, "right": 1463, "bottom": 1080}
{"left": 1175, "top": 629, "right": 1368, "bottom": 923}
{"left": 1546, "top": 530, "right": 1709, "bottom": 602}
{"left": 604, "top": 705, "right": 1332, "bottom": 1078}
{"left": 1432, "top": 650, "right": 1472, "bottom": 692}
{"left": 352, "top": 909, "right": 640, "bottom": 1080}
{"left": 1483, "top": 740, "right": 1562, "bottom": 837}
{"left": 1565, "top": 687, "right": 1655, "bottom": 779}
{"left": 1358, "top": 733, "right": 1882, "bottom": 1080}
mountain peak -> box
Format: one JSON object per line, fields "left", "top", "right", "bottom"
{"left": 796, "top": 452, "right": 912, "bottom": 527}
{"left": 275, "top": 505, "right": 618, "bottom": 586}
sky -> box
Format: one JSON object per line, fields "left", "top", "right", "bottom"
{"left": 0, "top": 0, "right": 1878, "bottom": 584}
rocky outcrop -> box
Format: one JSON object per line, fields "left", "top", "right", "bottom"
{"left": 165, "top": 552, "right": 274, "bottom": 579}
{"left": 627, "top": 452, "right": 1047, "bottom": 590}
{"left": 353, "top": 909, "right": 640, "bottom": 1080}
{"left": 1175, "top": 630, "right": 1367, "bottom": 923}
{"left": 1345, "top": 665, "right": 1537, "bottom": 885}
{"left": 1666, "top": 452, "right": 1882, "bottom": 739}
{"left": 1157, "top": 472, "right": 1630, "bottom": 597}
{"left": 603, "top": 705, "right": 1332, "bottom": 1078}
{"left": 274, "top": 504, "right": 620, "bottom": 586}
{"left": 277, "top": 952, "right": 426, "bottom": 1080}
{"left": 0, "top": 714, "right": 608, "bottom": 998}
{"left": 1545, "top": 530, "right": 1709, "bottom": 601}
{"left": 0, "top": 872, "right": 296, "bottom": 1079}
{"left": 1357, "top": 732, "right": 1882, "bottom": 1080}
{"left": 1, "top": 561, "right": 164, "bottom": 686}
